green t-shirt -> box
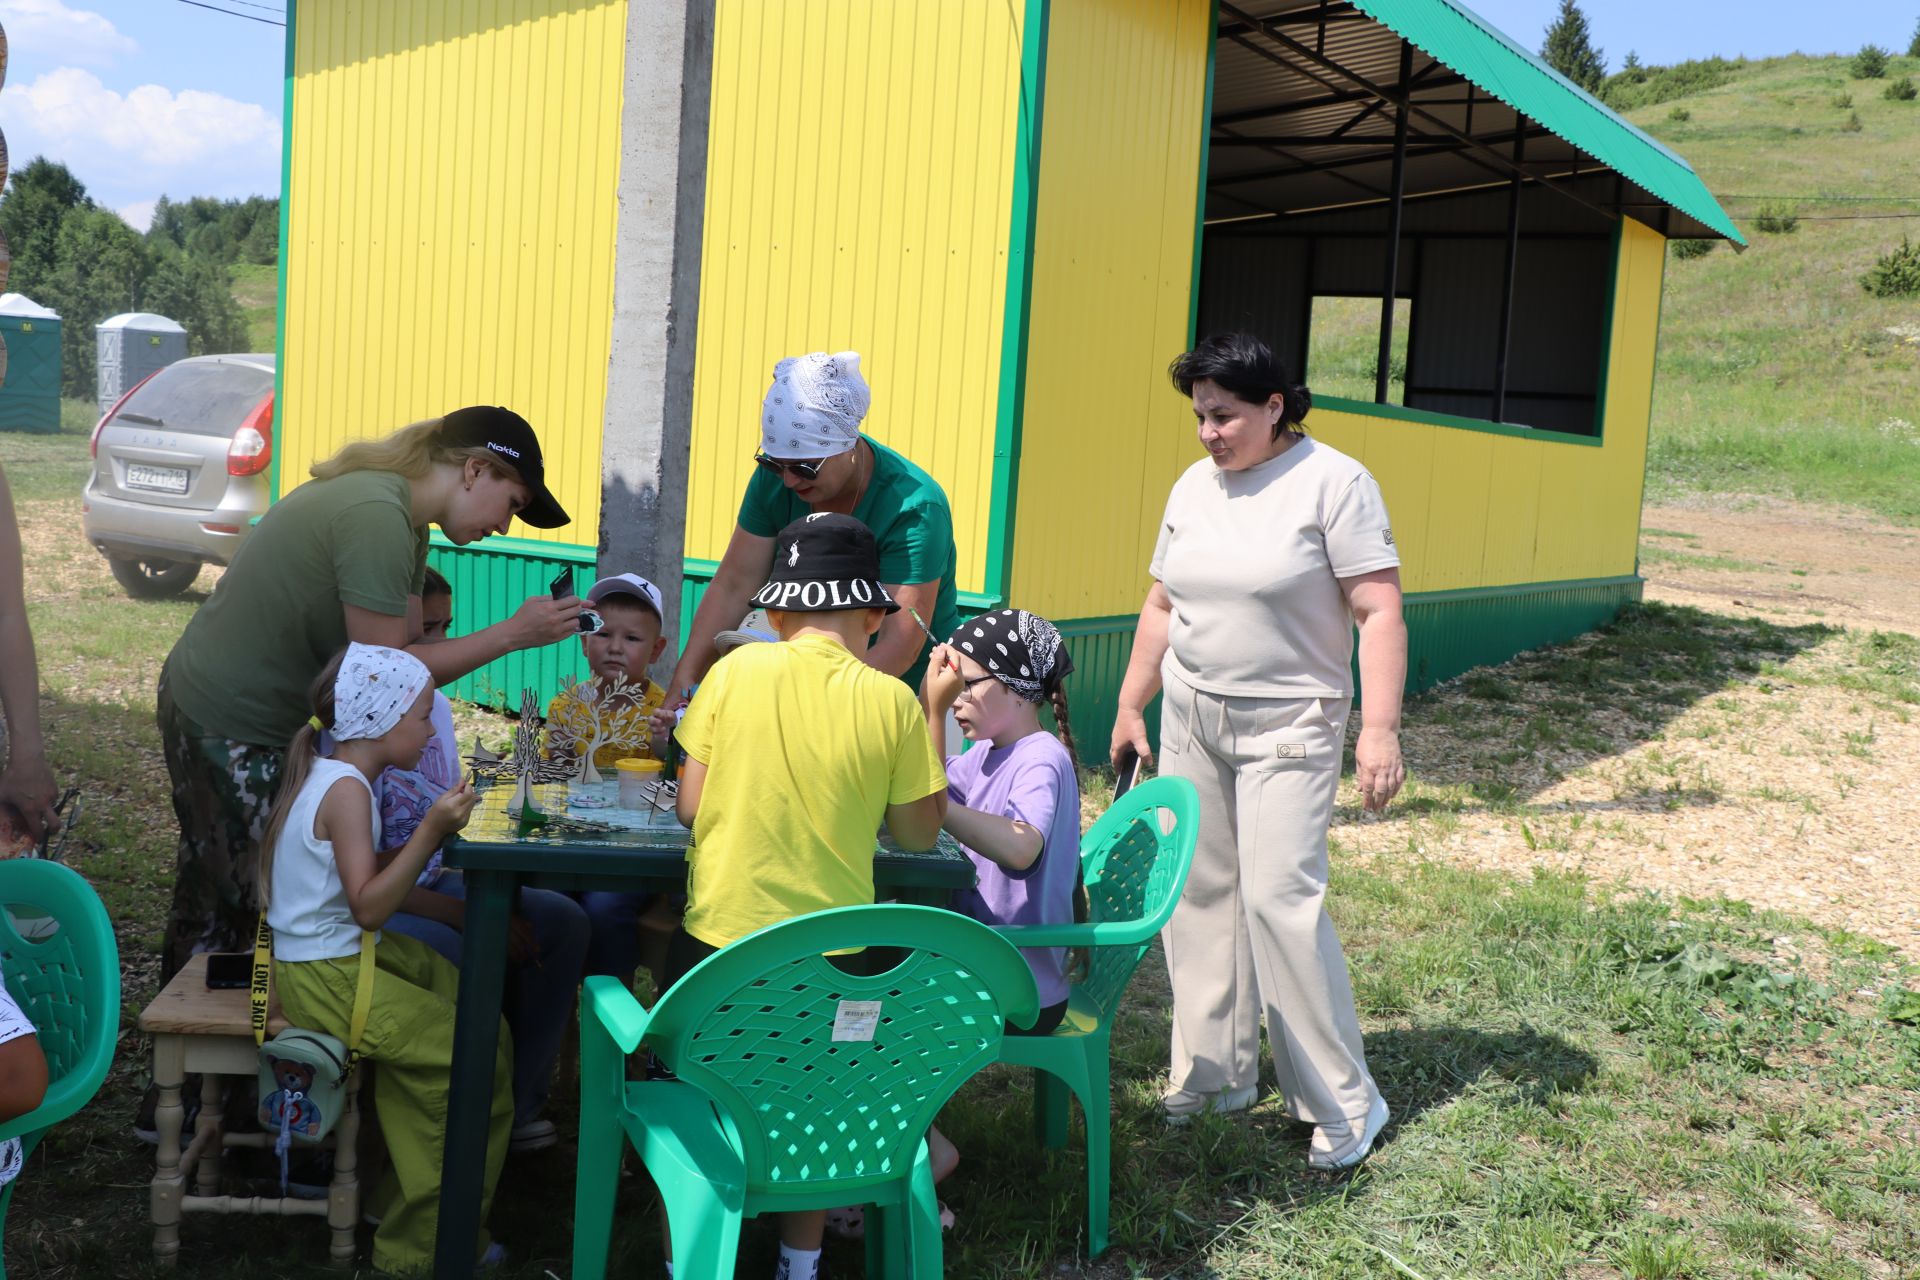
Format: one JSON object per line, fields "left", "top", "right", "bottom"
{"left": 736, "top": 434, "right": 959, "bottom": 689}
{"left": 166, "top": 470, "right": 430, "bottom": 748}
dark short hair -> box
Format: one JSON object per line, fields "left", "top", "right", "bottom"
{"left": 422, "top": 565, "right": 451, "bottom": 599}
{"left": 1168, "top": 332, "right": 1312, "bottom": 438}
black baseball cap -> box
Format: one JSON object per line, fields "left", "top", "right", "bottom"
{"left": 438, "top": 405, "right": 570, "bottom": 529}
{"left": 751, "top": 513, "right": 899, "bottom": 614}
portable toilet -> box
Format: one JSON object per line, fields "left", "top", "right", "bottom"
{"left": 0, "top": 293, "right": 63, "bottom": 434}
{"left": 96, "top": 312, "right": 188, "bottom": 411}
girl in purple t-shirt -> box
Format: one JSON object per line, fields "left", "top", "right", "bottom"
{"left": 918, "top": 609, "right": 1082, "bottom": 1217}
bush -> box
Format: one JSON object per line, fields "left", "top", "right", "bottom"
{"left": 1753, "top": 202, "right": 1800, "bottom": 234}
{"left": 1832, "top": 91, "right": 1853, "bottom": 109}
{"left": 1668, "top": 106, "right": 1691, "bottom": 122}
{"left": 1672, "top": 238, "right": 1716, "bottom": 260}
{"left": 1842, "top": 110, "right": 1865, "bottom": 132}
{"left": 1599, "top": 55, "right": 1739, "bottom": 109}
{"left": 1861, "top": 238, "right": 1920, "bottom": 298}
{"left": 1852, "top": 44, "right": 1890, "bottom": 78}
{"left": 1911, "top": 19, "right": 1920, "bottom": 58}
{"left": 1885, "top": 75, "right": 1919, "bottom": 101}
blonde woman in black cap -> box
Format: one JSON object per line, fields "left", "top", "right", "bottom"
{"left": 154, "top": 407, "right": 584, "bottom": 993}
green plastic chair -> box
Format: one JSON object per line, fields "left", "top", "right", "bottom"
{"left": 991, "top": 774, "right": 1201, "bottom": 1258}
{"left": 572, "top": 903, "right": 1039, "bottom": 1279}
{"left": 0, "top": 859, "right": 121, "bottom": 1277}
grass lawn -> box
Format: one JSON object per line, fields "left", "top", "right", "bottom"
{"left": 4, "top": 427, "right": 1918, "bottom": 1277}
{"left": 1626, "top": 54, "right": 1920, "bottom": 525}
{"left": 228, "top": 262, "right": 278, "bottom": 354}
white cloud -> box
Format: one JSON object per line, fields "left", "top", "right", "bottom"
{"left": 5, "top": 67, "right": 280, "bottom": 203}
{"left": 117, "top": 198, "right": 157, "bottom": 232}
{"left": 0, "top": 0, "right": 137, "bottom": 69}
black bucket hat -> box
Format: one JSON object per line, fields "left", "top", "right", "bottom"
{"left": 438, "top": 405, "right": 570, "bottom": 528}
{"left": 751, "top": 513, "right": 899, "bottom": 614}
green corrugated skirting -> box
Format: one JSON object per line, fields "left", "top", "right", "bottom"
{"left": 1047, "top": 575, "right": 1643, "bottom": 765}
{"left": 434, "top": 536, "right": 1636, "bottom": 754}
{"left": 432, "top": 546, "right": 1005, "bottom": 711}
{"left": 426, "top": 535, "right": 596, "bottom": 708}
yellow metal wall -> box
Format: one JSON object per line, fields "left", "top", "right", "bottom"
{"left": 280, "top": 0, "right": 628, "bottom": 548}
{"left": 1044, "top": 204, "right": 1665, "bottom": 609}
{"left": 683, "top": 0, "right": 1027, "bottom": 594}
{"left": 1010, "top": 0, "right": 1214, "bottom": 620}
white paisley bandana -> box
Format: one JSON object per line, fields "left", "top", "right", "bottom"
{"left": 947, "top": 609, "right": 1073, "bottom": 703}
{"left": 325, "top": 643, "right": 433, "bottom": 746}
{"left": 760, "top": 351, "right": 871, "bottom": 459}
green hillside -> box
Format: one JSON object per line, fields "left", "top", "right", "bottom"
{"left": 1631, "top": 53, "right": 1920, "bottom": 523}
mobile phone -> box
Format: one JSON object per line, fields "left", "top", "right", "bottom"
{"left": 204, "top": 952, "right": 252, "bottom": 990}
{"left": 548, "top": 567, "right": 573, "bottom": 600}
{"left": 1112, "top": 745, "right": 1142, "bottom": 800}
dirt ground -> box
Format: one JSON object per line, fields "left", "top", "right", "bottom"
{"left": 1334, "top": 495, "right": 1920, "bottom": 959}
{"left": 1638, "top": 495, "right": 1920, "bottom": 638}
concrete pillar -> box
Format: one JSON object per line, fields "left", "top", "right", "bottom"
{"left": 597, "top": 0, "right": 714, "bottom": 669}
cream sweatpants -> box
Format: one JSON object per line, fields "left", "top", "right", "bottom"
{"left": 1158, "top": 666, "right": 1378, "bottom": 1125}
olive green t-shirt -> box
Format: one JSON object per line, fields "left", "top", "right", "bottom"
{"left": 166, "top": 470, "right": 430, "bottom": 748}
{"left": 736, "top": 434, "right": 959, "bottom": 690}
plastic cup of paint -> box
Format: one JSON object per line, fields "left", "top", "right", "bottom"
{"left": 615, "top": 757, "right": 664, "bottom": 810}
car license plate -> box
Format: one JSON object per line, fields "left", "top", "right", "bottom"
{"left": 125, "top": 463, "right": 189, "bottom": 494}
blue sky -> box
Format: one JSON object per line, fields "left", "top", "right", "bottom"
{"left": 1, "top": 0, "right": 1915, "bottom": 231}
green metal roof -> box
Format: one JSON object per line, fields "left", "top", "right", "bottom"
{"left": 1349, "top": 0, "right": 1746, "bottom": 244}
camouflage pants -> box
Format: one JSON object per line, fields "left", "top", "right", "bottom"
{"left": 157, "top": 666, "right": 285, "bottom": 984}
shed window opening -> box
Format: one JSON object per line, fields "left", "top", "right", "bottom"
{"left": 1191, "top": 3, "right": 1664, "bottom": 440}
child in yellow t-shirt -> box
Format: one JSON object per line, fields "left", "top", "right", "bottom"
{"left": 545, "top": 573, "right": 674, "bottom": 987}
{"left": 669, "top": 513, "right": 949, "bottom": 1280}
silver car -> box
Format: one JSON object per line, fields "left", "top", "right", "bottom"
{"left": 82, "top": 353, "right": 276, "bottom": 598}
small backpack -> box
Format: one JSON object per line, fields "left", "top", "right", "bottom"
{"left": 251, "top": 917, "right": 373, "bottom": 1178}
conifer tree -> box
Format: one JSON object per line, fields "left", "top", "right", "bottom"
{"left": 1542, "top": 0, "right": 1607, "bottom": 93}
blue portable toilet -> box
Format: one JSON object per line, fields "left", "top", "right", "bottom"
{"left": 0, "top": 293, "right": 63, "bottom": 434}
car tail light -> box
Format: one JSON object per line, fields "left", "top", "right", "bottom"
{"left": 92, "top": 369, "right": 163, "bottom": 458}
{"left": 228, "top": 393, "right": 274, "bottom": 477}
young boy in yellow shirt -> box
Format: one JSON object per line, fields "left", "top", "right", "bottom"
{"left": 546, "top": 572, "right": 673, "bottom": 986}
{"left": 669, "top": 513, "right": 949, "bottom": 1280}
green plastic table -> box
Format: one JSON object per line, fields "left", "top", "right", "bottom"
{"left": 431, "top": 778, "right": 974, "bottom": 1278}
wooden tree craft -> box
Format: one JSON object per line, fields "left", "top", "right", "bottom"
{"left": 468, "top": 689, "right": 572, "bottom": 819}
{"left": 545, "top": 674, "right": 654, "bottom": 785}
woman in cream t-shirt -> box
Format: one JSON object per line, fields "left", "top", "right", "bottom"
{"left": 1111, "top": 332, "right": 1407, "bottom": 1170}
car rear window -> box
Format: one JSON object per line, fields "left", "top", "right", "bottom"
{"left": 114, "top": 362, "right": 274, "bottom": 436}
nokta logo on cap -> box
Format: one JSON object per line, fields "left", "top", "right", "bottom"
{"left": 488, "top": 442, "right": 522, "bottom": 459}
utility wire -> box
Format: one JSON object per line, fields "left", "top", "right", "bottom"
{"left": 223, "top": 0, "right": 287, "bottom": 11}
{"left": 172, "top": 0, "right": 284, "bottom": 26}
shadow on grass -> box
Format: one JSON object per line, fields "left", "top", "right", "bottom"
{"left": 1366, "top": 1023, "right": 1598, "bottom": 1141}
{"left": 1351, "top": 601, "right": 1856, "bottom": 810}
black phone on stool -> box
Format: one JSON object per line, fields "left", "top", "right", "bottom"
{"left": 204, "top": 952, "right": 252, "bottom": 990}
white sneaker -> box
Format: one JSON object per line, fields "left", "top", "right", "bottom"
{"left": 1307, "top": 1092, "right": 1390, "bottom": 1171}
{"left": 1162, "top": 1084, "right": 1258, "bottom": 1125}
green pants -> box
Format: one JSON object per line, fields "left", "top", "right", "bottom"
{"left": 276, "top": 932, "right": 513, "bottom": 1275}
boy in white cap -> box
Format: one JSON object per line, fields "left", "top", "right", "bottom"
{"left": 544, "top": 572, "right": 676, "bottom": 989}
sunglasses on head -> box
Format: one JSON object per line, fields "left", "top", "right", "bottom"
{"left": 753, "top": 452, "right": 827, "bottom": 481}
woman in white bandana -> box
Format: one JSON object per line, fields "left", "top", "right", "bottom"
{"left": 259, "top": 643, "right": 512, "bottom": 1275}
{"left": 658, "top": 352, "right": 961, "bottom": 722}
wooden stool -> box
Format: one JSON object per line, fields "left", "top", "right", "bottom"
{"left": 137, "top": 954, "right": 364, "bottom": 1269}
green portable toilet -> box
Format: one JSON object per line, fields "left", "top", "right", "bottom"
{"left": 0, "top": 293, "right": 63, "bottom": 434}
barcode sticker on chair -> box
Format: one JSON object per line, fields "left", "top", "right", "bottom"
{"left": 832, "top": 1000, "right": 882, "bottom": 1041}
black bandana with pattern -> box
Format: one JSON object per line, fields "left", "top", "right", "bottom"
{"left": 947, "top": 609, "right": 1073, "bottom": 702}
